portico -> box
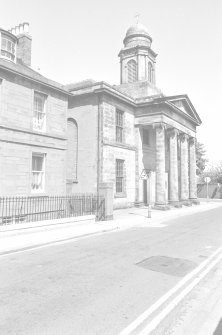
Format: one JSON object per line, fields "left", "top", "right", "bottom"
{"left": 135, "top": 95, "right": 201, "bottom": 207}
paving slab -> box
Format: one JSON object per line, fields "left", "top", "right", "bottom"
{"left": 0, "top": 200, "right": 221, "bottom": 255}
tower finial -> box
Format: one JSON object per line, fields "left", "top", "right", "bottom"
{"left": 134, "top": 12, "right": 140, "bottom": 24}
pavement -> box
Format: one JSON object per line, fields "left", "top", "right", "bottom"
{"left": 1, "top": 199, "right": 222, "bottom": 335}
{"left": 0, "top": 199, "right": 222, "bottom": 256}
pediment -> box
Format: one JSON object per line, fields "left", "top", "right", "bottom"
{"left": 166, "top": 95, "right": 202, "bottom": 126}
{"left": 171, "top": 99, "right": 190, "bottom": 115}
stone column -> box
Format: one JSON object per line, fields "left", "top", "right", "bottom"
{"left": 189, "top": 137, "right": 197, "bottom": 200}
{"left": 155, "top": 123, "right": 166, "bottom": 205}
{"left": 168, "top": 128, "right": 179, "bottom": 203}
{"left": 180, "top": 133, "right": 189, "bottom": 201}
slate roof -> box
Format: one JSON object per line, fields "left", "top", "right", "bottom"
{"left": 0, "top": 58, "right": 68, "bottom": 94}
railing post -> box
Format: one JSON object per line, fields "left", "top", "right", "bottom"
{"left": 99, "top": 182, "right": 113, "bottom": 220}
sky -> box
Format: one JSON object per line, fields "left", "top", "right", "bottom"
{"left": 1, "top": 0, "right": 222, "bottom": 166}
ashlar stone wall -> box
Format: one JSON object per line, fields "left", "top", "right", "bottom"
{"left": 0, "top": 73, "right": 67, "bottom": 196}
{"left": 101, "top": 97, "right": 136, "bottom": 208}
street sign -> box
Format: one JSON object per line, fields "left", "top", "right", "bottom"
{"left": 139, "top": 169, "right": 151, "bottom": 180}
{"left": 204, "top": 177, "right": 211, "bottom": 183}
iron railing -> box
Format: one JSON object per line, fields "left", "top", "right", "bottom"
{"left": 0, "top": 194, "right": 105, "bottom": 225}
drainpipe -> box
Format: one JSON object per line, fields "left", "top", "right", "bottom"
{"left": 97, "top": 94, "right": 101, "bottom": 201}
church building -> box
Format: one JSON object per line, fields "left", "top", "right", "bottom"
{"left": 66, "top": 22, "right": 201, "bottom": 209}
{"left": 0, "top": 22, "right": 201, "bottom": 209}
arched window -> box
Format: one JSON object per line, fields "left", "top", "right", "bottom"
{"left": 148, "top": 62, "right": 153, "bottom": 83}
{"left": 127, "top": 59, "right": 137, "bottom": 83}
{"left": 67, "top": 118, "right": 78, "bottom": 181}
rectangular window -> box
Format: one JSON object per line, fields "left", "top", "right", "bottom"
{"left": 116, "top": 110, "right": 124, "bottom": 143}
{"left": 32, "top": 153, "right": 45, "bottom": 193}
{"left": 116, "top": 159, "right": 124, "bottom": 194}
{"left": 142, "top": 129, "right": 150, "bottom": 146}
{"left": 33, "top": 92, "right": 46, "bottom": 132}
{"left": 1, "top": 34, "right": 16, "bottom": 61}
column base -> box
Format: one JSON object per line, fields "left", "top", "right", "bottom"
{"left": 134, "top": 201, "right": 144, "bottom": 208}
{"left": 169, "top": 201, "right": 182, "bottom": 208}
{"left": 190, "top": 198, "right": 200, "bottom": 205}
{"left": 103, "top": 214, "right": 113, "bottom": 221}
{"left": 181, "top": 200, "right": 192, "bottom": 206}
{"left": 154, "top": 204, "right": 171, "bottom": 211}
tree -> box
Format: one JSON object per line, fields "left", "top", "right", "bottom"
{"left": 196, "top": 142, "right": 208, "bottom": 175}
{"left": 202, "top": 162, "right": 222, "bottom": 184}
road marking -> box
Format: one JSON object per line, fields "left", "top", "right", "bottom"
{"left": 0, "top": 228, "right": 118, "bottom": 258}
{"left": 119, "top": 246, "right": 222, "bottom": 335}
{"left": 139, "top": 252, "right": 222, "bottom": 334}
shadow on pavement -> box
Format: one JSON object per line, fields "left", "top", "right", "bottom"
{"left": 213, "top": 317, "right": 222, "bottom": 335}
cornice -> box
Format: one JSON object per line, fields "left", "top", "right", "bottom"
{"left": 118, "top": 45, "right": 157, "bottom": 58}
{"left": 102, "top": 140, "right": 136, "bottom": 151}
{"left": 135, "top": 111, "right": 197, "bottom": 134}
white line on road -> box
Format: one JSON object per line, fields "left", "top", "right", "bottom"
{"left": 119, "top": 246, "right": 222, "bottom": 335}
{"left": 139, "top": 251, "right": 222, "bottom": 334}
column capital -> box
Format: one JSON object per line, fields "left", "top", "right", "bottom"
{"left": 179, "top": 133, "right": 189, "bottom": 142}
{"left": 153, "top": 122, "right": 166, "bottom": 131}
{"left": 167, "top": 128, "right": 179, "bottom": 138}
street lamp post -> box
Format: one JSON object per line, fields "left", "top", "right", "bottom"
{"left": 204, "top": 176, "right": 211, "bottom": 201}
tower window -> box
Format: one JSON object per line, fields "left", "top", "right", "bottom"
{"left": 127, "top": 59, "right": 137, "bottom": 83}
{"left": 148, "top": 62, "right": 154, "bottom": 83}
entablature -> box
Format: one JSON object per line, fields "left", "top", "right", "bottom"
{"left": 135, "top": 114, "right": 196, "bottom": 138}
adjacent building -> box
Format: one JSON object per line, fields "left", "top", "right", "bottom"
{"left": 0, "top": 23, "right": 68, "bottom": 196}
{"left": 0, "top": 22, "right": 201, "bottom": 209}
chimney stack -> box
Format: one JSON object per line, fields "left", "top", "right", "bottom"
{"left": 8, "top": 22, "right": 32, "bottom": 67}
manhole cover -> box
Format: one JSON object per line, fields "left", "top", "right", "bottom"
{"left": 136, "top": 256, "right": 197, "bottom": 277}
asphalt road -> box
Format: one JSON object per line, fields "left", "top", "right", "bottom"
{"left": 1, "top": 206, "right": 222, "bottom": 335}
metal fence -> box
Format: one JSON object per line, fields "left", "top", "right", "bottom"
{"left": 197, "top": 183, "right": 222, "bottom": 199}
{"left": 0, "top": 194, "right": 105, "bottom": 225}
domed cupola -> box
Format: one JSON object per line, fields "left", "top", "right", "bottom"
{"left": 118, "top": 22, "right": 157, "bottom": 85}
{"left": 123, "top": 23, "right": 152, "bottom": 48}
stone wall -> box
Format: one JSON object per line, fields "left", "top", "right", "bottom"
{"left": 67, "top": 95, "right": 98, "bottom": 194}
{"left": 0, "top": 73, "right": 67, "bottom": 196}
{"left": 101, "top": 97, "right": 136, "bottom": 208}
{"left": 0, "top": 142, "right": 66, "bottom": 195}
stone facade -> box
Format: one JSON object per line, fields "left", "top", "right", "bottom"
{"left": 0, "top": 25, "right": 68, "bottom": 196}
{"left": 0, "top": 22, "right": 202, "bottom": 209}
{"left": 0, "top": 69, "right": 68, "bottom": 195}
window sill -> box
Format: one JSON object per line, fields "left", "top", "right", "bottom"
{"left": 33, "top": 127, "right": 46, "bottom": 133}
{"left": 114, "top": 193, "right": 127, "bottom": 198}
{"left": 66, "top": 179, "right": 78, "bottom": 184}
